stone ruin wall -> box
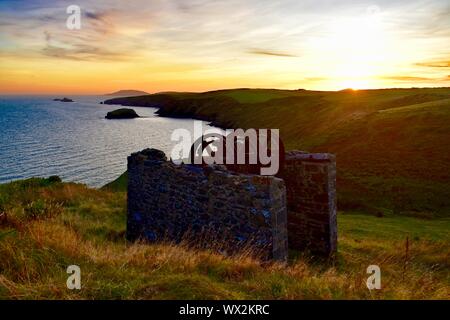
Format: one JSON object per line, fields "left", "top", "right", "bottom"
{"left": 127, "top": 149, "right": 337, "bottom": 261}
{"left": 278, "top": 151, "right": 337, "bottom": 255}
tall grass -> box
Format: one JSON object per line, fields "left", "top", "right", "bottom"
{"left": 0, "top": 178, "right": 448, "bottom": 299}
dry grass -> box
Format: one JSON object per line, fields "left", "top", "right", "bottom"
{"left": 0, "top": 178, "right": 449, "bottom": 299}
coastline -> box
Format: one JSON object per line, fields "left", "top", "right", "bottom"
{"left": 103, "top": 87, "right": 450, "bottom": 216}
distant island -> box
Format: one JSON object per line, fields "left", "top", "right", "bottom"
{"left": 105, "top": 90, "right": 149, "bottom": 97}
{"left": 53, "top": 97, "right": 73, "bottom": 102}
{"left": 105, "top": 108, "right": 140, "bottom": 119}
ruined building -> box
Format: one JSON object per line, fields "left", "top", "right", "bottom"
{"left": 127, "top": 145, "right": 337, "bottom": 261}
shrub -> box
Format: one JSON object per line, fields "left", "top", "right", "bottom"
{"left": 48, "top": 176, "right": 62, "bottom": 184}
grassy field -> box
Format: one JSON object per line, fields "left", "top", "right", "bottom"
{"left": 105, "top": 87, "right": 450, "bottom": 216}
{"left": 1, "top": 178, "right": 448, "bottom": 299}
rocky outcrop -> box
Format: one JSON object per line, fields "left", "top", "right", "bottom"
{"left": 105, "top": 108, "right": 140, "bottom": 119}
{"left": 103, "top": 94, "right": 240, "bottom": 128}
{"left": 53, "top": 98, "right": 73, "bottom": 102}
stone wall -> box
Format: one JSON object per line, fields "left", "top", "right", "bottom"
{"left": 127, "top": 148, "right": 337, "bottom": 261}
{"left": 279, "top": 151, "right": 337, "bottom": 256}
{"left": 127, "top": 149, "right": 288, "bottom": 261}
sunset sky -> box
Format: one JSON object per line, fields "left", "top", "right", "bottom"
{"left": 0, "top": 0, "right": 449, "bottom": 94}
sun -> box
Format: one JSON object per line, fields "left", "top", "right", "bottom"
{"left": 325, "top": 9, "right": 386, "bottom": 90}
{"left": 339, "top": 78, "right": 373, "bottom": 90}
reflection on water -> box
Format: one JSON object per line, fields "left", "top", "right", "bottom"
{"left": 0, "top": 95, "right": 216, "bottom": 187}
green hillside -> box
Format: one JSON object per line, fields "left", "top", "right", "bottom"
{"left": 105, "top": 87, "right": 450, "bottom": 216}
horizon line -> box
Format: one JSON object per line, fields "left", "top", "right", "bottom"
{"left": 1, "top": 85, "right": 450, "bottom": 96}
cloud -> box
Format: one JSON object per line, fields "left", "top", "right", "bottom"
{"left": 44, "top": 46, "right": 128, "bottom": 61}
{"left": 44, "top": 30, "right": 51, "bottom": 42}
{"left": 248, "top": 49, "right": 297, "bottom": 57}
{"left": 27, "top": 8, "right": 139, "bottom": 62}
{"left": 305, "top": 77, "right": 327, "bottom": 81}
{"left": 42, "top": 42, "right": 130, "bottom": 61}
{"left": 1, "top": 0, "right": 450, "bottom": 92}
{"left": 85, "top": 11, "right": 107, "bottom": 21}
{"left": 381, "top": 76, "right": 441, "bottom": 81}
{"left": 415, "top": 60, "right": 450, "bottom": 68}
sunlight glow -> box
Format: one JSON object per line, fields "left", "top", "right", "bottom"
{"left": 328, "top": 7, "right": 386, "bottom": 89}
{"left": 0, "top": 1, "right": 449, "bottom": 93}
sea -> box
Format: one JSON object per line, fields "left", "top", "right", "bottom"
{"left": 0, "top": 95, "right": 216, "bottom": 187}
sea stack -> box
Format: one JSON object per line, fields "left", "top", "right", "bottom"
{"left": 105, "top": 108, "right": 140, "bottom": 119}
{"left": 53, "top": 97, "right": 74, "bottom": 102}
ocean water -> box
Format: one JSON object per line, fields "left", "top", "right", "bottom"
{"left": 0, "top": 95, "right": 215, "bottom": 187}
